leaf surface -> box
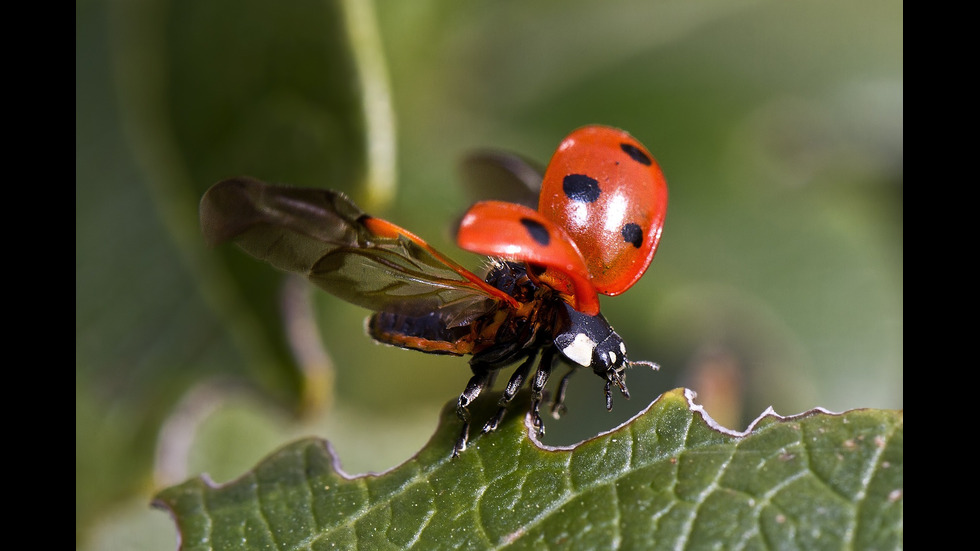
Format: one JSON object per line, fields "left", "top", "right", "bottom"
{"left": 155, "top": 388, "right": 903, "bottom": 550}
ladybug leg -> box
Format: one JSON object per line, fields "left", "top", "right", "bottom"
{"left": 550, "top": 365, "right": 576, "bottom": 419}
{"left": 602, "top": 373, "right": 630, "bottom": 411}
{"left": 482, "top": 353, "right": 537, "bottom": 434}
{"left": 454, "top": 366, "right": 493, "bottom": 457}
{"left": 528, "top": 347, "right": 557, "bottom": 438}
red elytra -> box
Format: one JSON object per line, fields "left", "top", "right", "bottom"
{"left": 457, "top": 125, "right": 668, "bottom": 313}
{"left": 456, "top": 200, "right": 599, "bottom": 315}
{"left": 540, "top": 125, "right": 668, "bottom": 295}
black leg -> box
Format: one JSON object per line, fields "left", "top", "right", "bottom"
{"left": 502, "top": 354, "right": 535, "bottom": 402}
{"left": 618, "top": 378, "right": 631, "bottom": 400}
{"left": 602, "top": 373, "right": 630, "bottom": 411}
{"left": 483, "top": 353, "right": 536, "bottom": 434}
{"left": 606, "top": 371, "right": 630, "bottom": 411}
{"left": 454, "top": 366, "right": 492, "bottom": 457}
{"left": 550, "top": 366, "right": 576, "bottom": 419}
{"left": 529, "top": 347, "right": 556, "bottom": 438}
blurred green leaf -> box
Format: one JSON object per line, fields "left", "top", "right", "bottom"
{"left": 78, "top": 0, "right": 392, "bottom": 542}
{"left": 155, "top": 388, "right": 902, "bottom": 550}
{"left": 108, "top": 0, "right": 390, "bottom": 410}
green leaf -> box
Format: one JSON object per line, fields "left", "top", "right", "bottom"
{"left": 154, "top": 388, "right": 903, "bottom": 550}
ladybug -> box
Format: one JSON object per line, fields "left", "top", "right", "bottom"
{"left": 200, "top": 125, "right": 668, "bottom": 456}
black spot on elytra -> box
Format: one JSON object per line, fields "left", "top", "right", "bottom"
{"left": 521, "top": 218, "right": 550, "bottom": 246}
{"left": 563, "top": 174, "right": 601, "bottom": 203}
{"left": 622, "top": 223, "right": 643, "bottom": 248}
{"left": 620, "top": 143, "right": 652, "bottom": 166}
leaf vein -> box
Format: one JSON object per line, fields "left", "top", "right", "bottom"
{"left": 665, "top": 405, "right": 697, "bottom": 549}
{"left": 675, "top": 443, "right": 738, "bottom": 550}
{"left": 842, "top": 423, "right": 894, "bottom": 550}
{"left": 470, "top": 448, "right": 494, "bottom": 547}
{"left": 405, "top": 508, "right": 436, "bottom": 549}
{"left": 199, "top": 478, "right": 218, "bottom": 550}
{"left": 799, "top": 426, "right": 862, "bottom": 509}
{"left": 253, "top": 472, "right": 284, "bottom": 551}
{"left": 610, "top": 476, "right": 623, "bottom": 549}
{"left": 304, "top": 462, "right": 430, "bottom": 544}
{"left": 497, "top": 436, "right": 669, "bottom": 549}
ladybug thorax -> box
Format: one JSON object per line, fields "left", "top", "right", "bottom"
{"left": 471, "top": 260, "right": 563, "bottom": 356}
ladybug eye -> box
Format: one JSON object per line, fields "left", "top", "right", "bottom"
{"left": 620, "top": 143, "right": 652, "bottom": 166}
{"left": 520, "top": 217, "right": 550, "bottom": 246}
{"left": 562, "top": 174, "right": 601, "bottom": 203}
{"left": 621, "top": 223, "right": 643, "bottom": 248}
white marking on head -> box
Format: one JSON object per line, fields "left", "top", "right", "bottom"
{"left": 620, "top": 341, "right": 627, "bottom": 355}
{"left": 562, "top": 333, "right": 597, "bottom": 366}
{"left": 608, "top": 351, "right": 617, "bottom": 365}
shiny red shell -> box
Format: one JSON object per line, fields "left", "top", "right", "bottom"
{"left": 539, "top": 125, "right": 668, "bottom": 296}
{"left": 457, "top": 200, "right": 599, "bottom": 314}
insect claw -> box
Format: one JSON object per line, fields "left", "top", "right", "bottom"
{"left": 615, "top": 375, "right": 630, "bottom": 399}
{"left": 453, "top": 423, "right": 469, "bottom": 458}
{"left": 530, "top": 395, "right": 547, "bottom": 438}
{"left": 456, "top": 398, "right": 471, "bottom": 421}
{"left": 483, "top": 407, "right": 506, "bottom": 433}
{"left": 550, "top": 367, "right": 574, "bottom": 419}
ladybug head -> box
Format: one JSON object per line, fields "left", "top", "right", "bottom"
{"left": 555, "top": 306, "right": 628, "bottom": 391}
{"left": 592, "top": 329, "right": 629, "bottom": 381}
{"left": 554, "top": 305, "right": 660, "bottom": 408}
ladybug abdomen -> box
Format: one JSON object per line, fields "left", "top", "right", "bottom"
{"left": 368, "top": 311, "right": 478, "bottom": 355}
{"left": 367, "top": 261, "right": 543, "bottom": 357}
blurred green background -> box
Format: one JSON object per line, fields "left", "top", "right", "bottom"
{"left": 76, "top": 0, "right": 902, "bottom": 548}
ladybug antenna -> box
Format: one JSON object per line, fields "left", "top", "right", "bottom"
{"left": 630, "top": 360, "right": 661, "bottom": 372}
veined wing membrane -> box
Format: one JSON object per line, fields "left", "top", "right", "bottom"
{"left": 310, "top": 239, "right": 498, "bottom": 323}
{"left": 200, "top": 177, "right": 513, "bottom": 319}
